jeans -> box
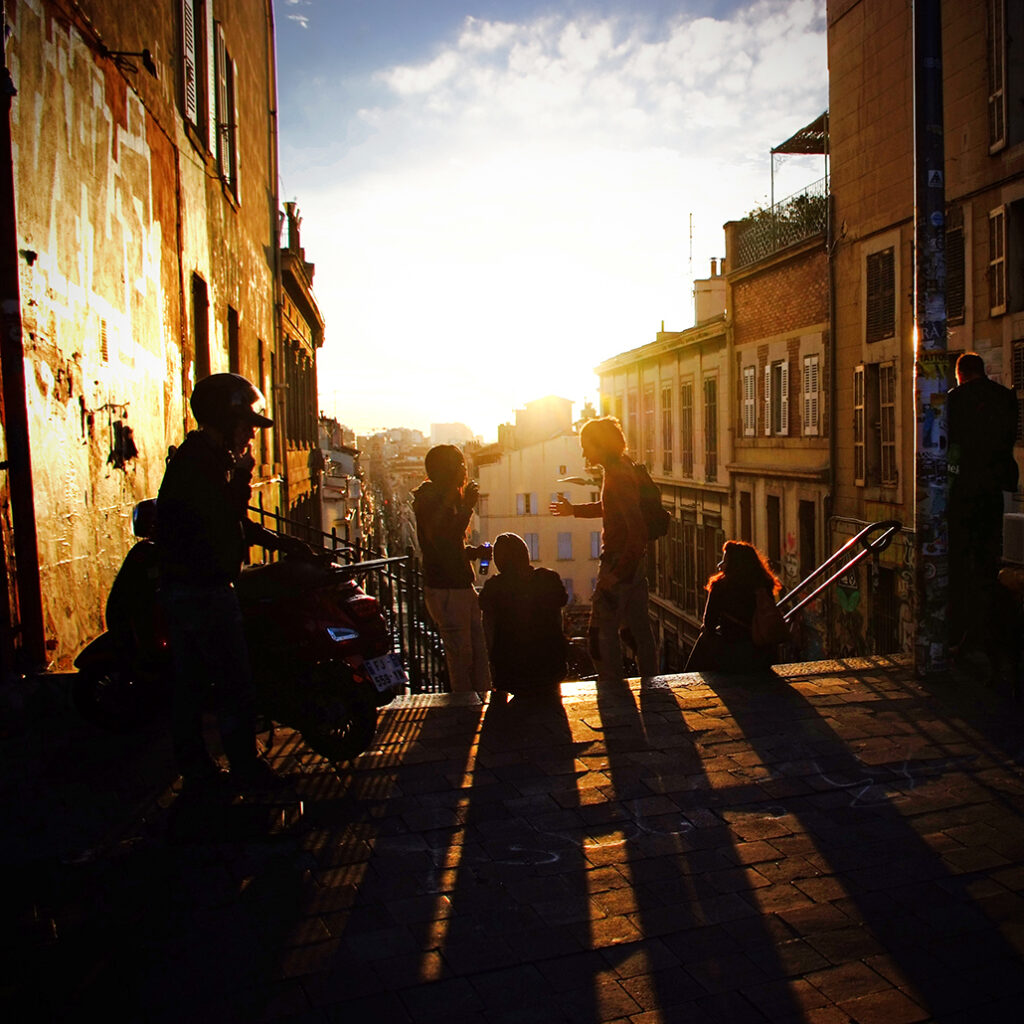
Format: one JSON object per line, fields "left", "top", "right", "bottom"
{"left": 424, "top": 586, "right": 492, "bottom": 693}
{"left": 591, "top": 561, "right": 658, "bottom": 680}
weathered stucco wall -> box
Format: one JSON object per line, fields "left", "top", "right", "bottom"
{"left": 8, "top": 0, "right": 279, "bottom": 668}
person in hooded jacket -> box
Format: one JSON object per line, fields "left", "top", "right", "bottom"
{"left": 479, "top": 533, "right": 568, "bottom": 699}
{"left": 412, "top": 444, "right": 492, "bottom": 694}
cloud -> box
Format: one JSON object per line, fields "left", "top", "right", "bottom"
{"left": 284, "top": 0, "right": 311, "bottom": 29}
{"left": 285, "top": 1, "right": 828, "bottom": 434}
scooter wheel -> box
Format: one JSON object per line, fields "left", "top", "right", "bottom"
{"left": 72, "top": 668, "right": 151, "bottom": 733}
{"left": 300, "top": 693, "right": 377, "bottom": 763}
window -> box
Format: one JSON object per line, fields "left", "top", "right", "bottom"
{"left": 703, "top": 376, "right": 718, "bottom": 481}
{"left": 191, "top": 273, "right": 210, "bottom": 382}
{"left": 257, "top": 338, "right": 268, "bottom": 465}
{"left": 681, "top": 514, "right": 698, "bottom": 614}
{"left": 740, "top": 491, "right": 752, "bottom": 543}
{"left": 479, "top": 495, "right": 489, "bottom": 517}
{"left": 557, "top": 532, "right": 572, "bottom": 560}
{"left": 854, "top": 362, "right": 898, "bottom": 488}
{"left": 990, "top": 206, "right": 1007, "bottom": 315}
{"left": 614, "top": 394, "right": 624, "bottom": 427}
{"left": 516, "top": 493, "right": 538, "bottom": 515}
{"left": 661, "top": 385, "right": 673, "bottom": 474}
{"left": 680, "top": 381, "right": 694, "bottom": 476}
{"left": 642, "top": 383, "right": 655, "bottom": 470}
{"left": 989, "top": 0, "right": 1006, "bottom": 152}
{"left": 590, "top": 531, "right": 601, "bottom": 559}
{"left": 802, "top": 353, "right": 820, "bottom": 436}
{"left": 866, "top": 247, "right": 895, "bottom": 343}
{"left": 627, "top": 390, "right": 639, "bottom": 454}
{"left": 880, "top": 363, "right": 897, "bottom": 485}
{"left": 214, "top": 22, "right": 239, "bottom": 198}
{"left": 742, "top": 365, "right": 756, "bottom": 436}
{"left": 227, "top": 305, "right": 239, "bottom": 373}
{"left": 764, "top": 359, "right": 789, "bottom": 436}
{"left": 564, "top": 578, "right": 575, "bottom": 603}
{"left": 524, "top": 533, "right": 540, "bottom": 560}
{"left": 182, "top": 0, "right": 200, "bottom": 125}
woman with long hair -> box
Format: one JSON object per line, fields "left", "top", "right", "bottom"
{"left": 686, "top": 540, "right": 782, "bottom": 672}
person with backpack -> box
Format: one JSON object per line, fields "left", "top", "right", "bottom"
{"left": 550, "top": 416, "right": 658, "bottom": 681}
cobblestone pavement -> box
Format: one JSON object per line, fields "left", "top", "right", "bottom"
{"left": 4, "top": 657, "right": 1024, "bottom": 1023}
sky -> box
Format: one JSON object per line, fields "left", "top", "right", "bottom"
{"left": 272, "top": 0, "right": 828, "bottom": 441}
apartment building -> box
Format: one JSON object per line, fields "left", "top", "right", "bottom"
{"left": 279, "top": 203, "right": 325, "bottom": 535}
{"left": 596, "top": 264, "right": 731, "bottom": 670}
{"left": 827, "top": 0, "right": 1024, "bottom": 655}
{"left": 0, "top": 1, "right": 305, "bottom": 669}
{"left": 723, "top": 116, "right": 831, "bottom": 660}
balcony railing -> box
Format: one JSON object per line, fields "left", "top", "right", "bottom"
{"left": 734, "top": 176, "right": 828, "bottom": 269}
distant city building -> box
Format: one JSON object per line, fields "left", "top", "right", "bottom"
{"left": 475, "top": 397, "right": 596, "bottom": 633}
{"left": 319, "top": 416, "right": 363, "bottom": 550}
{"left": 430, "top": 422, "right": 478, "bottom": 447}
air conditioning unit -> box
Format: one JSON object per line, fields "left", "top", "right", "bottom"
{"left": 1004, "top": 513, "right": 1024, "bottom": 565}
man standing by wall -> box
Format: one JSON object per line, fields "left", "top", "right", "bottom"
{"left": 551, "top": 416, "right": 657, "bottom": 682}
{"left": 947, "top": 352, "right": 1019, "bottom": 659}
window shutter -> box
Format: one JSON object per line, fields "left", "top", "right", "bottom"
{"left": 990, "top": 206, "right": 1007, "bottom": 315}
{"left": 205, "top": 3, "right": 217, "bottom": 151}
{"left": 779, "top": 360, "right": 790, "bottom": 436}
{"left": 215, "top": 23, "right": 229, "bottom": 180}
{"left": 516, "top": 493, "right": 525, "bottom": 515}
{"left": 763, "top": 364, "right": 771, "bottom": 436}
{"left": 803, "top": 355, "right": 820, "bottom": 436}
{"left": 854, "top": 364, "right": 866, "bottom": 486}
{"left": 531, "top": 493, "right": 538, "bottom": 515}
{"left": 182, "top": 0, "right": 198, "bottom": 123}
{"left": 989, "top": 0, "right": 1007, "bottom": 153}
{"left": 230, "top": 56, "right": 240, "bottom": 199}
{"left": 866, "top": 248, "right": 895, "bottom": 343}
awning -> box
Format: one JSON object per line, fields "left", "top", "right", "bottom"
{"left": 772, "top": 112, "right": 829, "bottom": 155}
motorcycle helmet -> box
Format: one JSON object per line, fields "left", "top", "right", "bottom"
{"left": 190, "top": 373, "right": 273, "bottom": 431}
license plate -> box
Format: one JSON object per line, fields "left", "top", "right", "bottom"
{"left": 364, "top": 652, "right": 408, "bottom": 693}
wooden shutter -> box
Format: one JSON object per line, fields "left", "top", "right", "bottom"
{"left": 182, "top": 0, "right": 198, "bottom": 123}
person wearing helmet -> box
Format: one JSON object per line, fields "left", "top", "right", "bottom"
{"left": 157, "top": 373, "right": 312, "bottom": 792}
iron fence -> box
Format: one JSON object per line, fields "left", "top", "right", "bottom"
{"left": 249, "top": 500, "right": 448, "bottom": 694}
{"left": 734, "top": 176, "right": 828, "bottom": 269}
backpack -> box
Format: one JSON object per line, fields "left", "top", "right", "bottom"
{"left": 633, "top": 462, "right": 672, "bottom": 541}
{"left": 750, "top": 587, "right": 791, "bottom": 647}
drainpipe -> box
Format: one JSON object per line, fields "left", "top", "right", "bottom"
{"left": 0, "top": 8, "right": 45, "bottom": 671}
{"left": 912, "top": 0, "right": 952, "bottom": 678}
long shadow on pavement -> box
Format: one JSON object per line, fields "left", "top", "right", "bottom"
{"left": 708, "top": 664, "right": 1024, "bottom": 1022}
{"left": 592, "top": 676, "right": 810, "bottom": 1022}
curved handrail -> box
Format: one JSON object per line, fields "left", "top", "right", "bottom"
{"left": 777, "top": 520, "right": 903, "bottom": 622}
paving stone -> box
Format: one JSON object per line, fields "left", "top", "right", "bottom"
{"left": 10, "top": 660, "right": 1024, "bottom": 1022}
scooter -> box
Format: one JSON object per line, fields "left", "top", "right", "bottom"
{"left": 73, "top": 500, "right": 407, "bottom": 763}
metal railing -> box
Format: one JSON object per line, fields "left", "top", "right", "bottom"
{"left": 734, "top": 175, "right": 829, "bottom": 269}
{"left": 249, "top": 503, "right": 448, "bottom": 694}
{"left": 775, "top": 520, "right": 903, "bottom": 622}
